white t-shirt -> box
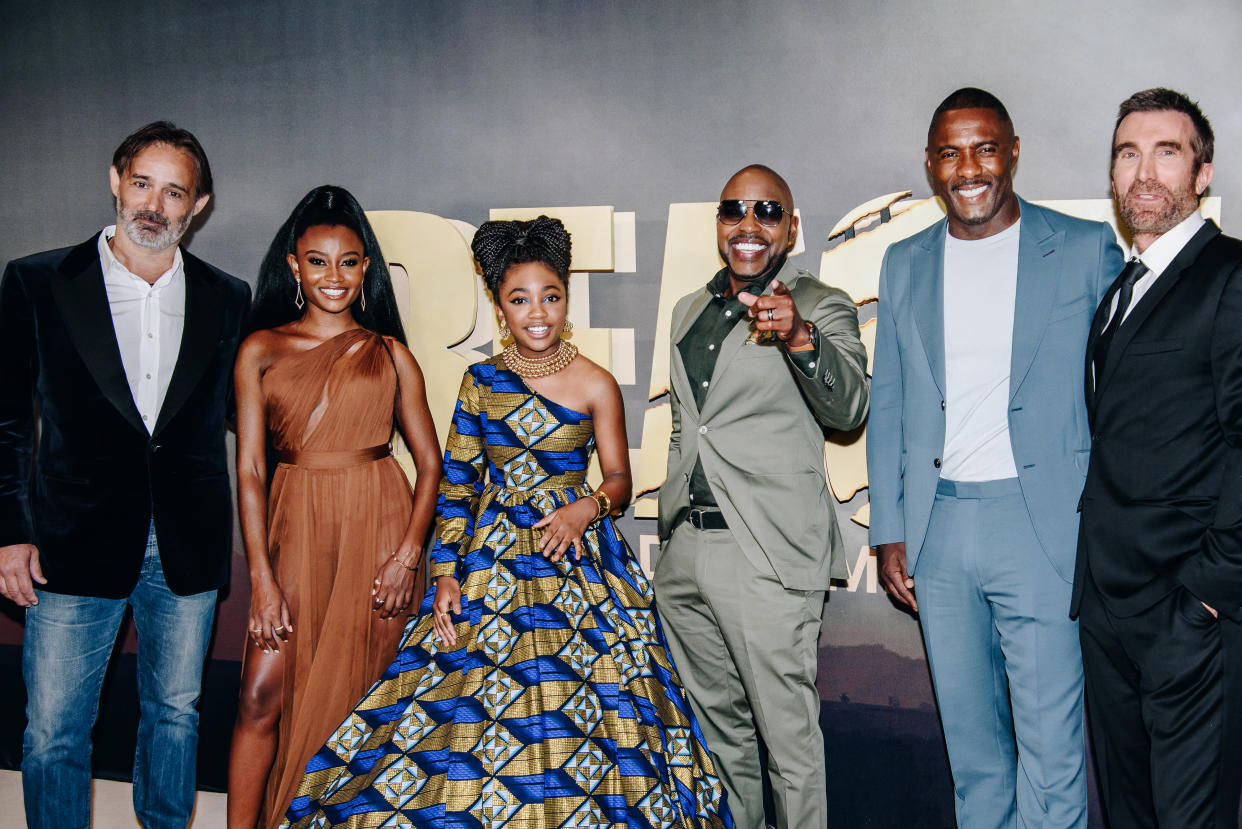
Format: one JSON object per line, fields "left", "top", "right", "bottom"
{"left": 941, "top": 219, "right": 1021, "bottom": 481}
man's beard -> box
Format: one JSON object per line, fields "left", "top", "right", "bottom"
{"left": 1118, "top": 176, "right": 1201, "bottom": 237}
{"left": 117, "top": 205, "right": 191, "bottom": 251}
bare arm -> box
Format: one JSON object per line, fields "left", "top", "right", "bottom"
{"left": 371, "top": 341, "right": 443, "bottom": 618}
{"left": 234, "top": 334, "right": 290, "bottom": 651}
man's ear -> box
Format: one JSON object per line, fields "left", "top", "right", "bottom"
{"left": 1195, "top": 161, "right": 1215, "bottom": 196}
{"left": 192, "top": 192, "right": 211, "bottom": 218}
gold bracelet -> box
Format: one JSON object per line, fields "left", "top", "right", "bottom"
{"left": 391, "top": 552, "right": 417, "bottom": 571}
{"left": 590, "top": 489, "right": 612, "bottom": 519}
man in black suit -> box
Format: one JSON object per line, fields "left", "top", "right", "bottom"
{"left": 1075, "top": 88, "right": 1242, "bottom": 828}
{"left": 0, "top": 122, "right": 250, "bottom": 828}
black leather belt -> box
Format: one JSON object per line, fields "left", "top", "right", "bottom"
{"left": 686, "top": 508, "right": 728, "bottom": 530}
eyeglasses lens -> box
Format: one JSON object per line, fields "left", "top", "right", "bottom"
{"left": 752, "top": 201, "right": 784, "bottom": 226}
{"left": 716, "top": 200, "right": 785, "bottom": 227}
{"left": 717, "top": 201, "right": 748, "bottom": 225}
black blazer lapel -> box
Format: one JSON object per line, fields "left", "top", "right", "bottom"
{"left": 1085, "top": 266, "right": 1126, "bottom": 413}
{"left": 1095, "top": 222, "right": 1220, "bottom": 396}
{"left": 47, "top": 236, "right": 146, "bottom": 434}
{"left": 153, "top": 252, "right": 224, "bottom": 435}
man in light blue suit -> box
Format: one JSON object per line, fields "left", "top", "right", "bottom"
{"left": 867, "top": 88, "right": 1123, "bottom": 828}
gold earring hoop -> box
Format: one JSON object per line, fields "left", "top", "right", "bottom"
{"left": 294, "top": 280, "right": 305, "bottom": 310}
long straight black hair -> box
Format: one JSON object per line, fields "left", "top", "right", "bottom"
{"left": 246, "top": 185, "right": 406, "bottom": 344}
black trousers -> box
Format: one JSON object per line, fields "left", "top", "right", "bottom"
{"left": 1079, "top": 575, "right": 1242, "bottom": 828}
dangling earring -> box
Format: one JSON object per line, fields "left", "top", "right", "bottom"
{"left": 360, "top": 286, "right": 367, "bottom": 312}
{"left": 499, "top": 320, "right": 511, "bottom": 340}
{"left": 294, "top": 280, "right": 305, "bottom": 310}
{"left": 563, "top": 320, "right": 574, "bottom": 333}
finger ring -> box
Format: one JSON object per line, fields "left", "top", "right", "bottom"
{"left": 767, "top": 308, "right": 774, "bottom": 321}
{"left": 273, "top": 625, "right": 286, "bottom": 632}
{"left": 249, "top": 627, "right": 261, "bottom": 634}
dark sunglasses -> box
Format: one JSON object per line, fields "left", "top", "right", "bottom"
{"left": 716, "top": 199, "right": 788, "bottom": 227}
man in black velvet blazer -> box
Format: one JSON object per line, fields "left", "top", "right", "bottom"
{"left": 0, "top": 122, "right": 249, "bottom": 828}
{"left": 1075, "top": 89, "right": 1242, "bottom": 828}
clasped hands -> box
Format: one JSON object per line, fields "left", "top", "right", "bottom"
{"left": 736, "top": 279, "right": 813, "bottom": 348}
{"left": 248, "top": 547, "right": 419, "bottom": 652}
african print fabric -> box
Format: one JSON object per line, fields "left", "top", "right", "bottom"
{"left": 283, "top": 357, "right": 732, "bottom": 828}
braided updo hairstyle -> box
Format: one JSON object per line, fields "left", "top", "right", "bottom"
{"left": 471, "top": 215, "right": 572, "bottom": 299}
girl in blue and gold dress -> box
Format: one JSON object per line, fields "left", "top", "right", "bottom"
{"left": 283, "top": 217, "right": 732, "bottom": 828}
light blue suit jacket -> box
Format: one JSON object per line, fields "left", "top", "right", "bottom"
{"left": 867, "top": 199, "right": 1123, "bottom": 580}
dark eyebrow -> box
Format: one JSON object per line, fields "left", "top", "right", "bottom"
{"left": 303, "top": 248, "right": 363, "bottom": 257}
{"left": 1113, "top": 140, "right": 1137, "bottom": 158}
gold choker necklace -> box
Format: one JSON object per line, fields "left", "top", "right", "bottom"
{"left": 503, "top": 340, "right": 578, "bottom": 378}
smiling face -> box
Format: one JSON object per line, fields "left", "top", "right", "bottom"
{"left": 1111, "top": 109, "right": 1214, "bottom": 252}
{"left": 109, "top": 143, "right": 209, "bottom": 251}
{"left": 716, "top": 167, "right": 798, "bottom": 291}
{"left": 496, "top": 260, "right": 568, "bottom": 358}
{"left": 286, "top": 224, "right": 369, "bottom": 316}
{"left": 926, "top": 107, "right": 1021, "bottom": 239}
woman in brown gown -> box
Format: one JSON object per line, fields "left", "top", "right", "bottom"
{"left": 226, "top": 186, "right": 443, "bottom": 828}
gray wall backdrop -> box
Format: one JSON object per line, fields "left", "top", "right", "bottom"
{"left": 2, "top": 0, "right": 1239, "bottom": 821}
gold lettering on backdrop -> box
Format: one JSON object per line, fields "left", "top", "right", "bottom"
{"left": 635, "top": 194, "right": 1222, "bottom": 529}
{"left": 633, "top": 203, "right": 805, "bottom": 518}
{"left": 370, "top": 195, "right": 1220, "bottom": 533}
{"left": 368, "top": 211, "right": 482, "bottom": 486}
{"left": 370, "top": 207, "right": 635, "bottom": 489}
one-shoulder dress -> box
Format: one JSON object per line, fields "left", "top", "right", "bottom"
{"left": 283, "top": 356, "right": 732, "bottom": 828}
{"left": 258, "top": 329, "right": 414, "bottom": 827}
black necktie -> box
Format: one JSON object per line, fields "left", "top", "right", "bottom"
{"left": 1094, "top": 258, "right": 1148, "bottom": 375}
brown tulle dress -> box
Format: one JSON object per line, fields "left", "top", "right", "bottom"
{"left": 255, "top": 328, "right": 414, "bottom": 828}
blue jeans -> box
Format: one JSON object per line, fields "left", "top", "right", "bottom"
{"left": 21, "top": 522, "right": 217, "bottom": 829}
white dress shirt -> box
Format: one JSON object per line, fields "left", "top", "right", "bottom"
{"left": 941, "top": 219, "right": 1022, "bottom": 481}
{"left": 97, "top": 227, "right": 186, "bottom": 432}
{"left": 1105, "top": 211, "right": 1206, "bottom": 327}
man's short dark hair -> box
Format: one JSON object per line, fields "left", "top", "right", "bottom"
{"left": 1113, "top": 88, "right": 1214, "bottom": 172}
{"left": 111, "top": 121, "right": 213, "bottom": 198}
{"left": 928, "top": 88, "right": 1014, "bottom": 145}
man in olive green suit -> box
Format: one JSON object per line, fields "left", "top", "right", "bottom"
{"left": 655, "top": 165, "right": 869, "bottom": 829}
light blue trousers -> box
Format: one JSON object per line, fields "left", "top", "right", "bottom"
{"left": 916, "top": 478, "right": 1086, "bottom": 829}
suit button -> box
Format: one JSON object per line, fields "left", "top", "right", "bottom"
{"left": 933, "top": 458, "right": 941, "bottom": 468}
{"left": 698, "top": 426, "right": 708, "bottom": 435}
{"left": 150, "top": 443, "right": 161, "bottom": 453}
{"left": 941, "top": 400, "right": 946, "bottom": 410}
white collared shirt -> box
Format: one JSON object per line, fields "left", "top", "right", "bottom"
{"left": 97, "top": 227, "right": 186, "bottom": 432}
{"left": 1106, "top": 210, "right": 1206, "bottom": 326}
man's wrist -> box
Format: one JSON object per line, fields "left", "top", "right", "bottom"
{"left": 785, "top": 321, "right": 816, "bottom": 351}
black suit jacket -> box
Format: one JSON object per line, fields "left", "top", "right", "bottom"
{"left": 1073, "top": 221, "right": 1242, "bottom": 623}
{"left": 0, "top": 234, "right": 250, "bottom": 598}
